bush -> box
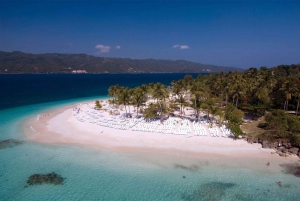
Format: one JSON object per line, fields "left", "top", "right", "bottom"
{"left": 227, "top": 122, "right": 244, "bottom": 138}
{"left": 287, "top": 115, "right": 300, "bottom": 132}
{"left": 225, "top": 104, "right": 244, "bottom": 125}
{"left": 265, "top": 110, "right": 288, "bottom": 131}
{"left": 95, "top": 100, "right": 102, "bottom": 109}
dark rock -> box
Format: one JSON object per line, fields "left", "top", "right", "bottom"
{"left": 0, "top": 139, "right": 23, "bottom": 149}
{"left": 269, "top": 143, "right": 277, "bottom": 149}
{"left": 277, "top": 146, "right": 284, "bottom": 151}
{"left": 282, "top": 142, "right": 292, "bottom": 149}
{"left": 288, "top": 148, "right": 299, "bottom": 155}
{"left": 27, "top": 172, "right": 64, "bottom": 186}
{"left": 262, "top": 141, "right": 271, "bottom": 149}
{"left": 279, "top": 153, "right": 287, "bottom": 157}
{"left": 282, "top": 148, "right": 288, "bottom": 153}
{"left": 247, "top": 138, "right": 252, "bottom": 143}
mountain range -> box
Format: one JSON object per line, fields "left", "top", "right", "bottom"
{"left": 0, "top": 51, "right": 243, "bottom": 74}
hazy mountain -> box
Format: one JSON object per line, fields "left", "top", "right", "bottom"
{"left": 0, "top": 51, "right": 243, "bottom": 74}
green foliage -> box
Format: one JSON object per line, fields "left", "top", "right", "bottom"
{"left": 265, "top": 110, "right": 288, "bottom": 131}
{"left": 225, "top": 104, "right": 244, "bottom": 125}
{"left": 143, "top": 103, "right": 160, "bottom": 119}
{"left": 264, "top": 110, "right": 300, "bottom": 145}
{"left": 287, "top": 115, "right": 300, "bottom": 133}
{"left": 227, "top": 122, "right": 244, "bottom": 138}
{"left": 116, "top": 87, "right": 132, "bottom": 113}
{"left": 224, "top": 104, "right": 244, "bottom": 137}
{"left": 131, "top": 87, "right": 147, "bottom": 115}
{"left": 175, "top": 94, "right": 188, "bottom": 114}
{"left": 290, "top": 133, "right": 300, "bottom": 146}
{"left": 94, "top": 100, "right": 102, "bottom": 109}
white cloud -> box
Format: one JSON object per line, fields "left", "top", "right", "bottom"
{"left": 116, "top": 46, "right": 121, "bottom": 49}
{"left": 180, "top": 45, "right": 190, "bottom": 49}
{"left": 95, "top": 44, "right": 111, "bottom": 53}
{"left": 173, "top": 44, "right": 190, "bottom": 50}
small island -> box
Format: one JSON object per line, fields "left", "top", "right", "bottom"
{"left": 25, "top": 65, "right": 300, "bottom": 162}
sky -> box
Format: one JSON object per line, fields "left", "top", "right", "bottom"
{"left": 0, "top": 0, "right": 299, "bottom": 69}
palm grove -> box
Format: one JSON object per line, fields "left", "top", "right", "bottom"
{"left": 106, "top": 64, "right": 300, "bottom": 147}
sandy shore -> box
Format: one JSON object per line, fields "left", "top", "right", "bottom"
{"left": 23, "top": 100, "right": 299, "bottom": 166}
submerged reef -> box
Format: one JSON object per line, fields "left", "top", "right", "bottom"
{"left": 181, "top": 182, "right": 235, "bottom": 201}
{"left": 280, "top": 163, "right": 300, "bottom": 178}
{"left": 0, "top": 139, "right": 23, "bottom": 149}
{"left": 26, "top": 172, "right": 64, "bottom": 186}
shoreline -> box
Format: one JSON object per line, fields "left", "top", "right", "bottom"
{"left": 23, "top": 100, "right": 299, "bottom": 170}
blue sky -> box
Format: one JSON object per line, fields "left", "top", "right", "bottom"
{"left": 0, "top": 0, "right": 299, "bottom": 68}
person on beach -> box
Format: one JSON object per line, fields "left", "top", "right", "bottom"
{"left": 267, "top": 162, "right": 270, "bottom": 166}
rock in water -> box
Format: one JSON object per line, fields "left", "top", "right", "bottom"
{"left": 0, "top": 139, "right": 23, "bottom": 149}
{"left": 27, "top": 172, "right": 64, "bottom": 185}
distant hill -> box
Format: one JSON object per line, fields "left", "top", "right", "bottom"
{"left": 0, "top": 51, "right": 243, "bottom": 74}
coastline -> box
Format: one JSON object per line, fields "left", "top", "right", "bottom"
{"left": 23, "top": 100, "right": 299, "bottom": 167}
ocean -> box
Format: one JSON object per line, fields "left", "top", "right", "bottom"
{"left": 0, "top": 74, "right": 299, "bottom": 201}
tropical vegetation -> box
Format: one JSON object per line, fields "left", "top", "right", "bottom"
{"left": 107, "top": 64, "right": 300, "bottom": 146}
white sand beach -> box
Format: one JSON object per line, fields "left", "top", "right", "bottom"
{"left": 23, "top": 99, "right": 300, "bottom": 167}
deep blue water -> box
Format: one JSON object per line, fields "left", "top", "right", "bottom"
{"left": 0, "top": 73, "right": 199, "bottom": 110}
{"left": 1, "top": 74, "right": 300, "bottom": 201}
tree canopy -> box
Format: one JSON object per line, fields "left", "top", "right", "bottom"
{"left": 107, "top": 63, "right": 300, "bottom": 143}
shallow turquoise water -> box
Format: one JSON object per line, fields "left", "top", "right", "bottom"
{"left": 1, "top": 98, "right": 300, "bottom": 201}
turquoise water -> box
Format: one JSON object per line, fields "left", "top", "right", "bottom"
{"left": 1, "top": 74, "right": 300, "bottom": 200}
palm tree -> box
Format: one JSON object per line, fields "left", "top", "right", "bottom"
{"left": 228, "top": 72, "right": 247, "bottom": 108}
{"left": 151, "top": 82, "right": 170, "bottom": 116}
{"left": 117, "top": 87, "right": 132, "bottom": 114}
{"left": 190, "top": 93, "right": 203, "bottom": 119}
{"left": 202, "top": 98, "right": 220, "bottom": 125}
{"left": 171, "top": 79, "right": 184, "bottom": 98}
{"left": 280, "top": 77, "right": 299, "bottom": 111}
{"left": 131, "top": 87, "right": 147, "bottom": 115}
{"left": 108, "top": 84, "right": 121, "bottom": 107}
{"left": 190, "top": 79, "right": 209, "bottom": 118}
{"left": 254, "top": 86, "right": 270, "bottom": 104}
{"left": 294, "top": 91, "right": 300, "bottom": 116}
{"left": 175, "top": 94, "right": 188, "bottom": 115}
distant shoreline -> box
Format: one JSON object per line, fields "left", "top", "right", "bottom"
{"left": 0, "top": 51, "right": 242, "bottom": 74}
{"left": 0, "top": 72, "right": 212, "bottom": 75}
